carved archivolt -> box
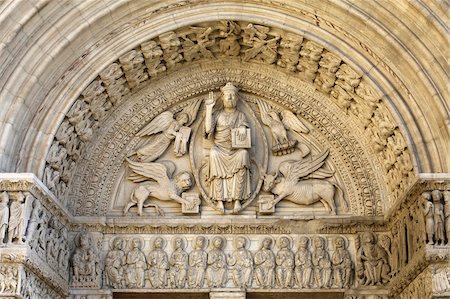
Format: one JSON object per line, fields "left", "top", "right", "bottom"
{"left": 40, "top": 20, "right": 413, "bottom": 217}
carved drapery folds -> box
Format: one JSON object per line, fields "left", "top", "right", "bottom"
{"left": 101, "top": 234, "right": 357, "bottom": 290}
{"left": 70, "top": 232, "right": 101, "bottom": 288}
{"left": 43, "top": 20, "right": 413, "bottom": 217}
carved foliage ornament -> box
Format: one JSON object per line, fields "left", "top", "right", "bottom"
{"left": 44, "top": 20, "right": 413, "bottom": 216}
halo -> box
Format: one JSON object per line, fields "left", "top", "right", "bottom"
{"left": 109, "top": 236, "right": 126, "bottom": 250}
{"left": 295, "top": 236, "right": 311, "bottom": 251}
{"left": 151, "top": 236, "right": 167, "bottom": 250}
{"left": 233, "top": 235, "right": 251, "bottom": 250}
{"left": 210, "top": 236, "right": 226, "bottom": 250}
{"left": 276, "top": 235, "right": 293, "bottom": 249}
{"left": 258, "top": 236, "right": 274, "bottom": 250}
{"left": 128, "top": 237, "right": 144, "bottom": 250}
{"left": 312, "top": 236, "right": 328, "bottom": 250}
{"left": 171, "top": 236, "right": 187, "bottom": 250}
{"left": 74, "top": 231, "right": 92, "bottom": 248}
{"left": 192, "top": 235, "right": 208, "bottom": 250}
{"left": 332, "top": 235, "right": 349, "bottom": 250}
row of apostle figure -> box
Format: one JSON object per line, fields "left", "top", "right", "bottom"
{"left": 104, "top": 235, "right": 354, "bottom": 289}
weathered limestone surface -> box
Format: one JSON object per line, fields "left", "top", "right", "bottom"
{"left": 0, "top": 1, "right": 448, "bottom": 299}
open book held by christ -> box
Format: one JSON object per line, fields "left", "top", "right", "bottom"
{"left": 231, "top": 127, "right": 251, "bottom": 148}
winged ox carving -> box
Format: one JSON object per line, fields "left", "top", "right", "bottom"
{"left": 261, "top": 149, "right": 349, "bottom": 214}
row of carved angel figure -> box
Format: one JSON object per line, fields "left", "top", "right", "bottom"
{"left": 102, "top": 235, "right": 355, "bottom": 289}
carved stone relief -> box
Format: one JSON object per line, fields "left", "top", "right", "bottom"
{"left": 70, "top": 232, "right": 101, "bottom": 288}
{"left": 38, "top": 20, "right": 412, "bottom": 218}
{"left": 97, "top": 234, "right": 365, "bottom": 291}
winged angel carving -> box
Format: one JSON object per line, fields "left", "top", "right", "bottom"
{"left": 123, "top": 159, "right": 196, "bottom": 216}
{"left": 129, "top": 99, "right": 202, "bottom": 162}
{"left": 124, "top": 99, "right": 202, "bottom": 216}
{"left": 256, "top": 99, "right": 310, "bottom": 156}
{"left": 261, "top": 149, "right": 349, "bottom": 214}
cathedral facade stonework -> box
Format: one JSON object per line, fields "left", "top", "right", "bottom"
{"left": 0, "top": 2, "right": 448, "bottom": 299}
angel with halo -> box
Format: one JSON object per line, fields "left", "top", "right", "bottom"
{"left": 256, "top": 98, "right": 310, "bottom": 156}
{"left": 123, "top": 159, "right": 196, "bottom": 216}
{"left": 129, "top": 99, "right": 202, "bottom": 162}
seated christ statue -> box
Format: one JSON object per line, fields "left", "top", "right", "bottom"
{"left": 204, "top": 83, "right": 251, "bottom": 213}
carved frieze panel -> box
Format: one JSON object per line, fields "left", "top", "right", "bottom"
{"left": 39, "top": 20, "right": 413, "bottom": 218}
{"left": 97, "top": 233, "right": 375, "bottom": 291}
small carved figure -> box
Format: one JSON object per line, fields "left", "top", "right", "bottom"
{"left": 228, "top": 236, "right": 253, "bottom": 288}
{"left": 188, "top": 236, "right": 207, "bottom": 288}
{"left": 312, "top": 236, "right": 332, "bottom": 288}
{"left": 422, "top": 192, "right": 435, "bottom": 244}
{"left": 204, "top": 83, "right": 251, "bottom": 213}
{"left": 148, "top": 237, "right": 169, "bottom": 288}
{"left": 130, "top": 98, "right": 202, "bottom": 162}
{"left": 276, "top": 236, "right": 295, "bottom": 288}
{"left": 206, "top": 236, "right": 228, "bottom": 288}
{"left": 2, "top": 266, "right": 18, "bottom": 293}
{"left": 254, "top": 237, "right": 276, "bottom": 288}
{"left": 262, "top": 149, "right": 348, "bottom": 214}
{"left": 242, "top": 24, "right": 280, "bottom": 64}
{"left": 390, "top": 225, "right": 400, "bottom": 275}
{"left": 277, "top": 33, "right": 303, "bottom": 72}
{"left": 71, "top": 233, "right": 99, "bottom": 286}
{"left": 124, "top": 160, "right": 195, "bottom": 216}
{"left": 0, "top": 192, "right": 9, "bottom": 245}
{"left": 256, "top": 98, "right": 310, "bottom": 156}
{"left": 55, "top": 120, "right": 75, "bottom": 145}
{"left": 159, "top": 31, "right": 183, "bottom": 69}
{"left": 443, "top": 191, "right": 450, "bottom": 244}
{"left": 356, "top": 232, "right": 391, "bottom": 286}
{"left": 218, "top": 20, "right": 241, "bottom": 56}
{"left": 119, "top": 49, "right": 148, "bottom": 89}
{"left": 46, "top": 142, "right": 67, "bottom": 170}
{"left": 168, "top": 237, "right": 188, "bottom": 288}
{"left": 432, "top": 190, "right": 445, "bottom": 245}
{"left": 181, "top": 26, "right": 215, "bottom": 62}
{"left": 105, "top": 237, "right": 126, "bottom": 288}
{"left": 295, "top": 236, "right": 313, "bottom": 288}
{"left": 297, "top": 40, "right": 323, "bottom": 82}
{"left": 57, "top": 228, "right": 70, "bottom": 274}
{"left": 140, "top": 41, "right": 166, "bottom": 77}
{"left": 331, "top": 236, "right": 353, "bottom": 288}
{"left": 7, "top": 192, "right": 26, "bottom": 244}
{"left": 125, "top": 238, "right": 146, "bottom": 288}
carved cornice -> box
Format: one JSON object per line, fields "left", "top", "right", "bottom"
{"left": 0, "top": 173, "right": 73, "bottom": 226}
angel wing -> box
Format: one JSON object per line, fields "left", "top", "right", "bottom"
{"left": 180, "top": 98, "right": 202, "bottom": 126}
{"left": 127, "top": 158, "right": 175, "bottom": 184}
{"left": 256, "top": 98, "right": 274, "bottom": 126}
{"left": 136, "top": 111, "right": 174, "bottom": 137}
{"left": 281, "top": 110, "right": 309, "bottom": 134}
{"left": 279, "top": 149, "right": 332, "bottom": 181}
